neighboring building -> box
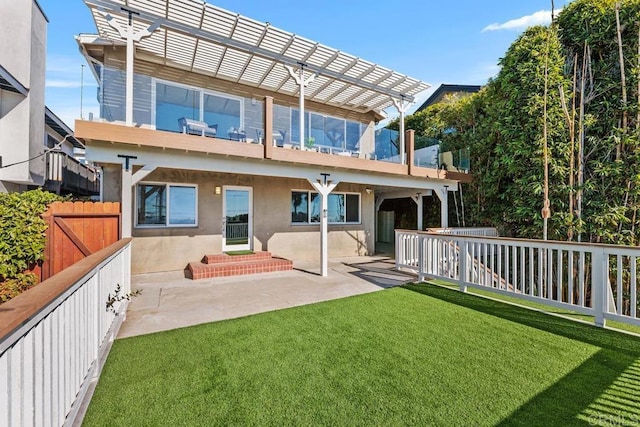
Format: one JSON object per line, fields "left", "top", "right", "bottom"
{"left": 415, "top": 84, "right": 481, "bottom": 113}
{"left": 76, "top": 0, "right": 471, "bottom": 275}
{"left": 44, "top": 107, "right": 100, "bottom": 197}
{"left": 0, "top": 0, "right": 48, "bottom": 193}
{"left": 0, "top": 0, "right": 99, "bottom": 197}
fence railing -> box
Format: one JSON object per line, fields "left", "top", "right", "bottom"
{"left": 45, "top": 150, "right": 100, "bottom": 196}
{"left": 426, "top": 227, "right": 498, "bottom": 237}
{"left": 0, "top": 239, "right": 132, "bottom": 427}
{"left": 395, "top": 229, "right": 640, "bottom": 328}
{"left": 226, "top": 222, "right": 249, "bottom": 239}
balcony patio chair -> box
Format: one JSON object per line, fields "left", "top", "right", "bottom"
{"left": 438, "top": 151, "right": 459, "bottom": 172}
{"left": 227, "top": 128, "right": 247, "bottom": 142}
{"left": 178, "top": 117, "right": 218, "bottom": 137}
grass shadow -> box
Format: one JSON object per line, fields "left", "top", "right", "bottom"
{"left": 403, "top": 283, "right": 640, "bottom": 426}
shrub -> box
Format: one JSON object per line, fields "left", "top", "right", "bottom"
{"left": 0, "top": 189, "right": 64, "bottom": 302}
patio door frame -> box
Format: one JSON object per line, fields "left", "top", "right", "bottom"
{"left": 222, "top": 185, "right": 253, "bottom": 252}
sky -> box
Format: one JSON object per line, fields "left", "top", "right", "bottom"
{"left": 37, "top": 0, "right": 572, "bottom": 129}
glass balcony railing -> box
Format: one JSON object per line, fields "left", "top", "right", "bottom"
{"left": 95, "top": 66, "right": 470, "bottom": 172}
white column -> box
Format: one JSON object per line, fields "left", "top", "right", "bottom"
{"left": 125, "top": 30, "right": 134, "bottom": 127}
{"left": 435, "top": 186, "right": 449, "bottom": 228}
{"left": 121, "top": 162, "right": 156, "bottom": 238}
{"left": 105, "top": 14, "right": 160, "bottom": 127}
{"left": 121, "top": 168, "right": 132, "bottom": 238}
{"left": 392, "top": 96, "right": 411, "bottom": 165}
{"left": 310, "top": 177, "right": 339, "bottom": 277}
{"left": 412, "top": 193, "right": 423, "bottom": 230}
{"left": 286, "top": 64, "right": 316, "bottom": 150}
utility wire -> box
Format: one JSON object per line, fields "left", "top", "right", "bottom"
{"left": 0, "top": 135, "right": 71, "bottom": 169}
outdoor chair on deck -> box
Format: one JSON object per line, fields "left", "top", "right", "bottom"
{"left": 178, "top": 117, "right": 218, "bottom": 137}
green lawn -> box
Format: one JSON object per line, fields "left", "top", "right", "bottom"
{"left": 84, "top": 284, "right": 640, "bottom": 426}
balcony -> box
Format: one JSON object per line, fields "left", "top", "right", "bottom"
{"left": 45, "top": 150, "right": 100, "bottom": 197}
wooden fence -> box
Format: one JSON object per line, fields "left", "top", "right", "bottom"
{"left": 41, "top": 202, "right": 121, "bottom": 281}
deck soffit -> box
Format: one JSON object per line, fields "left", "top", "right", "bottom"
{"left": 83, "top": 0, "right": 430, "bottom": 114}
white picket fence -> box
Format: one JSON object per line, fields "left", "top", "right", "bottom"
{"left": 0, "top": 240, "right": 131, "bottom": 427}
{"left": 396, "top": 230, "right": 640, "bottom": 328}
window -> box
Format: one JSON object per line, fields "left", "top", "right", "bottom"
{"left": 153, "top": 79, "right": 243, "bottom": 136}
{"left": 155, "top": 83, "right": 200, "bottom": 133}
{"left": 137, "top": 183, "right": 197, "bottom": 227}
{"left": 290, "top": 191, "right": 360, "bottom": 224}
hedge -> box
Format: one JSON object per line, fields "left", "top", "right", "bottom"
{"left": 0, "top": 189, "right": 64, "bottom": 302}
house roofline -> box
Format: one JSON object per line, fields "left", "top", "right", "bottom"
{"left": 415, "top": 84, "right": 481, "bottom": 112}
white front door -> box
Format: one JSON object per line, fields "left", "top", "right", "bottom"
{"left": 222, "top": 186, "right": 253, "bottom": 252}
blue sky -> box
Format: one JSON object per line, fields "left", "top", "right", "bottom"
{"left": 38, "top": 0, "right": 571, "bottom": 128}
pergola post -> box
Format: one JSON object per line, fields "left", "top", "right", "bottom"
{"left": 286, "top": 63, "right": 316, "bottom": 150}
{"left": 263, "top": 95, "right": 273, "bottom": 159}
{"left": 412, "top": 193, "right": 423, "bottom": 231}
{"left": 392, "top": 96, "right": 411, "bottom": 165}
{"left": 310, "top": 174, "right": 338, "bottom": 277}
{"left": 436, "top": 186, "right": 449, "bottom": 228}
{"left": 105, "top": 10, "right": 160, "bottom": 127}
{"left": 118, "top": 155, "right": 156, "bottom": 238}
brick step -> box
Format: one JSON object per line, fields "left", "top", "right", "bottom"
{"left": 186, "top": 257, "right": 293, "bottom": 280}
{"left": 202, "top": 251, "right": 272, "bottom": 264}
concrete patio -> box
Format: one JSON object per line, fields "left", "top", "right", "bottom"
{"left": 118, "top": 256, "right": 416, "bottom": 338}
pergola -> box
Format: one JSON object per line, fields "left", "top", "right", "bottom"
{"left": 83, "top": 0, "right": 433, "bottom": 276}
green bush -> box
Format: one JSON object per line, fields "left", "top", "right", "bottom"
{"left": 0, "top": 189, "right": 64, "bottom": 302}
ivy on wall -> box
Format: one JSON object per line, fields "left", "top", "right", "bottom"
{"left": 0, "top": 189, "right": 64, "bottom": 302}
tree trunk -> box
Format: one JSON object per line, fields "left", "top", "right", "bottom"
{"left": 616, "top": 2, "right": 627, "bottom": 158}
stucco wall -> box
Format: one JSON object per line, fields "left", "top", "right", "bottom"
{"left": 0, "top": 0, "right": 46, "bottom": 187}
{"left": 101, "top": 167, "right": 375, "bottom": 273}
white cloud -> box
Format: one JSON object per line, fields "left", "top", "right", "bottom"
{"left": 482, "top": 9, "right": 562, "bottom": 32}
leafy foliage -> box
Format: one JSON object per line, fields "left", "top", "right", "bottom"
{"left": 0, "top": 189, "right": 64, "bottom": 302}
{"left": 399, "top": 0, "right": 640, "bottom": 246}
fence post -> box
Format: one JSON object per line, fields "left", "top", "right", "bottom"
{"left": 395, "top": 230, "right": 400, "bottom": 270}
{"left": 459, "top": 237, "right": 467, "bottom": 292}
{"left": 592, "top": 247, "right": 607, "bottom": 328}
{"left": 418, "top": 235, "right": 425, "bottom": 282}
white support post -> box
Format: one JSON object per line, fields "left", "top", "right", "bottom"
{"left": 392, "top": 96, "right": 411, "bottom": 165}
{"left": 105, "top": 12, "right": 160, "bottom": 127}
{"left": 435, "top": 186, "right": 449, "bottom": 228}
{"left": 412, "top": 193, "right": 423, "bottom": 231}
{"left": 125, "top": 29, "right": 134, "bottom": 127}
{"left": 310, "top": 175, "right": 339, "bottom": 277}
{"left": 121, "top": 168, "right": 133, "bottom": 238}
{"left": 120, "top": 159, "right": 156, "bottom": 239}
{"left": 286, "top": 64, "right": 316, "bottom": 150}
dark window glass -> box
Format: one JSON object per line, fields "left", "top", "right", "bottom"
{"left": 346, "top": 194, "right": 359, "bottom": 223}
{"left": 291, "top": 191, "right": 309, "bottom": 223}
{"left": 137, "top": 184, "right": 166, "bottom": 225}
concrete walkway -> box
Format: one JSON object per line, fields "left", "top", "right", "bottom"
{"left": 118, "top": 256, "right": 416, "bottom": 338}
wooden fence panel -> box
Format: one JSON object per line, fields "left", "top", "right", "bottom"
{"left": 41, "top": 202, "right": 121, "bottom": 281}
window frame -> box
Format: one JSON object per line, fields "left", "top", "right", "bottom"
{"left": 151, "top": 77, "right": 244, "bottom": 133}
{"left": 135, "top": 181, "right": 199, "bottom": 228}
{"left": 290, "top": 190, "right": 361, "bottom": 225}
